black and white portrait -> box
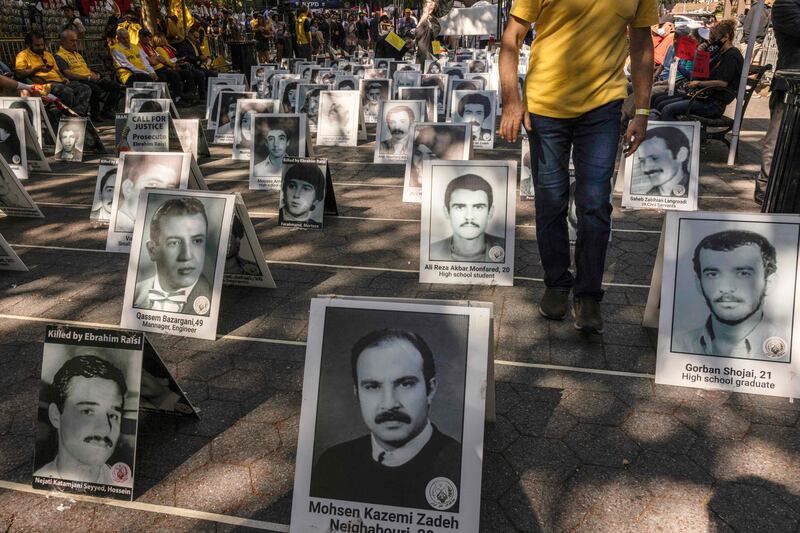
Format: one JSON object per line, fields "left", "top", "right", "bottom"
{"left": 520, "top": 136, "right": 533, "bottom": 200}
{"left": 214, "top": 91, "right": 254, "bottom": 140}
{"left": 669, "top": 219, "right": 797, "bottom": 362}
{"left": 259, "top": 69, "right": 288, "bottom": 98}
{"left": 624, "top": 122, "right": 700, "bottom": 210}
{"left": 0, "top": 109, "right": 27, "bottom": 179}
{"left": 316, "top": 91, "right": 360, "bottom": 147}
{"left": 108, "top": 152, "right": 190, "bottom": 238}
{"left": 428, "top": 171, "right": 508, "bottom": 263}
{"left": 0, "top": 157, "right": 39, "bottom": 217}
{"left": 208, "top": 84, "right": 245, "bottom": 130}
{"left": 233, "top": 99, "right": 277, "bottom": 158}
{"left": 467, "top": 59, "right": 488, "bottom": 73}
{"left": 296, "top": 84, "right": 325, "bottom": 131}
{"left": 33, "top": 335, "right": 142, "bottom": 498}
{"left": 90, "top": 163, "right": 117, "bottom": 222}
{"left": 399, "top": 86, "right": 438, "bottom": 123}
{"left": 129, "top": 98, "right": 169, "bottom": 114}
{"left": 403, "top": 123, "right": 471, "bottom": 201}
{"left": 278, "top": 160, "right": 326, "bottom": 229}
{"left": 425, "top": 60, "right": 444, "bottom": 74}
{"left": 450, "top": 90, "right": 496, "bottom": 149}
{"left": 363, "top": 68, "right": 388, "bottom": 80}
{"left": 421, "top": 73, "right": 447, "bottom": 115}
{"left": 278, "top": 78, "right": 301, "bottom": 113}
{"left": 125, "top": 88, "right": 158, "bottom": 112}
{"left": 132, "top": 194, "right": 226, "bottom": 317}
{"left": 392, "top": 70, "right": 421, "bottom": 97}
{"left": 250, "top": 114, "right": 304, "bottom": 188}
{"left": 374, "top": 100, "right": 424, "bottom": 164}
{"left": 0, "top": 97, "right": 43, "bottom": 146}
{"left": 334, "top": 76, "right": 358, "bottom": 91}
{"left": 359, "top": 78, "right": 391, "bottom": 124}
{"left": 54, "top": 119, "right": 86, "bottom": 162}
{"left": 309, "top": 307, "right": 467, "bottom": 511}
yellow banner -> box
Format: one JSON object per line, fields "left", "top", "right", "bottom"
{"left": 169, "top": 0, "right": 194, "bottom": 35}
{"left": 432, "top": 40, "right": 443, "bottom": 55}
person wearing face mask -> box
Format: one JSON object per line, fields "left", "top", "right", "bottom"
{"left": 652, "top": 19, "right": 675, "bottom": 69}
{"left": 655, "top": 19, "right": 743, "bottom": 121}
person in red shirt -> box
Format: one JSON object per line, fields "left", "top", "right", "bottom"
{"left": 652, "top": 19, "right": 675, "bottom": 68}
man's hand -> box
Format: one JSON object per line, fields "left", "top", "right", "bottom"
{"left": 687, "top": 80, "right": 701, "bottom": 89}
{"left": 623, "top": 115, "right": 648, "bottom": 157}
{"left": 498, "top": 98, "right": 531, "bottom": 143}
{"left": 149, "top": 73, "right": 158, "bottom": 80}
{"left": 90, "top": 72, "right": 101, "bottom": 81}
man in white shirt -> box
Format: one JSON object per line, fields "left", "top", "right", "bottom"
{"left": 115, "top": 158, "right": 181, "bottom": 232}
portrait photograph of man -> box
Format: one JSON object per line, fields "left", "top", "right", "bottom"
{"left": 108, "top": 152, "right": 189, "bottom": 237}
{"left": 207, "top": 85, "right": 245, "bottom": 130}
{"left": 669, "top": 219, "right": 797, "bottom": 363}
{"left": 296, "top": 84, "right": 325, "bottom": 132}
{"left": 125, "top": 88, "right": 159, "bottom": 113}
{"left": 624, "top": 122, "right": 700, "bottom": 210}
{"left": 54, "top": 119, "right": 86, "bottom": 162}
{"left": 403, "top": 123, "right": 471, "bottom": 202}
{"left": 250, "top": 114, "right": 304, "bottom": 189}
{"left": 214, "top": 91, "right": 254, "bottom": 141}
{"left": 450, "top": 90, "right": 496, "bottom": 149}
{"left": 131, "top": 193, "right": 226, "bottom": 317}
{"left": 374, "top": 100, "right": 424, "bottom": 164}
{"left": 0, "top": 97, "right": 43, "bottom": 146}
{"left": 90, "top": 164, "right": 117, "bottom": 222}
{"left": 33, "top": 338, "right": 142, "bottom": 499}
{"left": 232, "top": 99, "right": 277, "bottom": 158}
{"left": 335, "top": 76, "right": 357, "bottom": 91}
{"left": 399, "top": 86, "right": 438, "bottom": 122}
{"left": 308, "top": 307, "right": 467, "bottom": 511}
{"left": 278, "top": 160, "right": 326, "bottom": 229}
{"left": 428, "top": 173, "right": 507, "bottom": 263}
{"left": 316, "top": 91, "right": 360, "bottom": 147}
{"left": 359, "top": 79, "right": 391, "bottom": 124}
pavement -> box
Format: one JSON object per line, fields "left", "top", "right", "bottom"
{"left": 1, "top": 96, "right": 799, "bottom": 533}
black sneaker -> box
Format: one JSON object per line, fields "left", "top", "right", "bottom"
{"left": 573, "top": 297, "right": 604, "bottom": 334}
{"left": 539, "top": 288, "right": 569, "bottom": 320}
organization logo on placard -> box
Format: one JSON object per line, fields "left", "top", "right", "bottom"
{"left": 488, "top": 246, "right": 505, "bottom": 262}
{"left": 763, "top": 337, "right": 787, "bottom": 358}
{"left": 193, "top": 296, "right": 210, "bottom": 315}
{"left": 425, "top": 477, "right": 457, "bottom": 510}
{"left": 12, "top": 155, "right": 20, "bottom": 164}
{"left": 111, "top": 462, "right": 131, "bottom": 483}
{"left": 672, "top": 185, "right": 686, "bottom": 197}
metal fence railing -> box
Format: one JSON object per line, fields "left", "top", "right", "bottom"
{"left": 0, "top": 37, "right": 109, "bottom": 74}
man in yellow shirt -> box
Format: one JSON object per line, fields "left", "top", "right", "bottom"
{"left": 499, "top": 0, "right": 658, "bottom": 334}
{"left": 295, "top": 6, "right": 312, "bottom": 60}
{"left": 110, "top": 28, "right": 158, "bottom": 85}
{"left": 55, "top": 29, "right": 121, "bottom": 120}
{"left": 15, "top": 31, "right": 91, "bottom": 116}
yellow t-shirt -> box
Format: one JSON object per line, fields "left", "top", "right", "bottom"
{"left": 55, "top": 47, "right": 92, "bottom": 78}
{"left": 296, "top": 15, "right": 310, "bottom": 45}
{"left": 117, "top": 21, "right": 143, "bottom": 45}
{"left": 510, "top": 0, "right": 658, "bottom": 118}
{"left": 15, "top": 49, "right": 66, "bottom": 83}
{"left": 110, "top": 42, "right": 148, "bottom": 83}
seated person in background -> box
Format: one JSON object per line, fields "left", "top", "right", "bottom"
{"left": 15, "top": 31, "right": 91, "bottom": 116}
{"left": 110, "top": 28, "right": 158, "bottom": 86}
{"left": 56, "top": 29, "right": 121, "bottom": 121}
{"left": 175, "top": 25, "right": 217, "bottom": 93}
{"left": 654, "top": 20, "right": 743, "bottom": 121}
{"left": 138, "top": 29, "right": 190, "bottom": 107}
{"left": 153, "top": 33, "right": 204, "bottom": 102}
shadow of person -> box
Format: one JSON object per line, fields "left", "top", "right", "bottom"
{"left": 707, "top": 476, "right": 800, "bottom": 532}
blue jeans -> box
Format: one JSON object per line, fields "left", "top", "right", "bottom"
{"left": 529, "top": 99, "right": 622, "bottom": 300}
{"left": 659, "top": 96, "right": 723, "bottom": 121}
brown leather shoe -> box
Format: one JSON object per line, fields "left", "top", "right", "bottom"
{"left": 573, "top": 296, "right": 604, "bottom": 334}
{"left": 539, "top": 288, "right": 569, "bottom": 320}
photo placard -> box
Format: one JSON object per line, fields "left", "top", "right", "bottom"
{"left": 115, "top": 113, "right": 170, "bottom": 153}
{"left": 121, "top": 189, "right": 236, "bottom": 340}
{"left": 0, "top": 232, "right": 27, "bottom": 271}
{"left": 106, "top": 152, "right": 192, "bottom": 252}
{"left": 0, "top": 154, "right": 41, "bottom": 217}
{"left": 398, "top": 86, "right": 438, "bottom": 123}
{"left": 359, "top": 78, "right": 392, "bottom": 124}
{"left": 214, "top": 91, "right": 255, "bottom": 144}
{"left": 249, "top": 114, "right": 307, "bottom": 191}
{"left": 0, "top": 108, "right": 28, "bottom": 180}
{"left": 374, "top": 99, "right": 425, "bottom": 164}
{"left": 450, "top": 90, "right": 496, "bottom": 149}
{"left": 289, "top": 297, "right": 490, "bottom": 533}
{"left": 656, "top": 211, "right": 800, "bottom": 398}
{"left": 621, "top": 121, "right": 701, "bottom": 211}
{"left": 420, "top": 160, "right": 517, "bottom": 286}
{"left": 278, "top": 157, "right": 329, "bottom": 230}
{"left": 90, "top": 159, "right": 118, "bottom": 223}
{"left": 316, "top": 90, "right": 361, "bottom": 147}
{"left": 232, "top": 99, "right": 278, "bottom": 160}
{"left": 403, "top": 123, "right": 472, "bottom": 203}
